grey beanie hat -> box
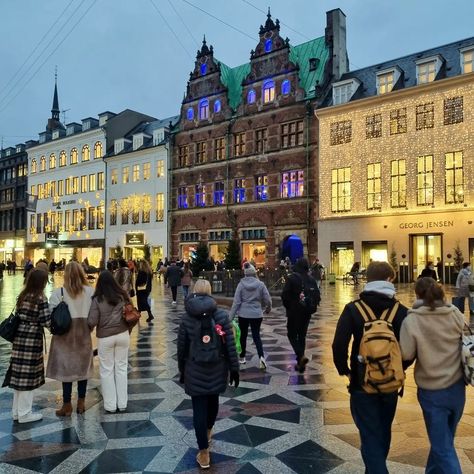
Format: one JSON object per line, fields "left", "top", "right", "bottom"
{"left": 243, "top": 263, "right": 257, "bottom": 276}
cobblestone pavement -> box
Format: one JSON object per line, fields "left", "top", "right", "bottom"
{"left": 0, "top": 274, "right": 473, "bottom": 473}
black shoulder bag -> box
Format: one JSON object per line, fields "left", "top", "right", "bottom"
{"left": 51, "top": 288, "right": 72, "bottom": 335}
{"left": 0, "top": 307, "right": 20, "bottom": 342}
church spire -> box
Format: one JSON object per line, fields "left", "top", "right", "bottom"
{"left": 51, "top": 67, "right": 60, "bottom": 121}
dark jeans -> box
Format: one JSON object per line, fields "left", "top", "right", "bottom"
{"left": 418, "top": 378, "right": 465, "bottom": 474}
{"left": 171, "top": 286, "right": 178, "bottom": 302}
{"left": 238, "top": 317, "right": 264, "bottom": 358}
{"left": 350, "top": 390, "right": 398, "bottom": 474}
{"left": 63, "top": 380, "right": 88, "bottom": 403}
{"left": 182, "top": 285, "right": 190, "bottom": 299}
{"left": 191, "top": 394, "right": 219, "bottom": 450}
{"left": 286, "top": 312, "right": 311, "bottom": 362}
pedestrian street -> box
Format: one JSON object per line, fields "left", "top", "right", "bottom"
{"left": 0, "top": 275, "right": 473, "bottom": 473}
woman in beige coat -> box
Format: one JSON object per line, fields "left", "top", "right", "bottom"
{"left": 46, "top": 262, "right": 94, "bottom": 416}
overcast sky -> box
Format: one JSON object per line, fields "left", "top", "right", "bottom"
{"left": 0, "top": 0, "right": 473, "bottom": 148}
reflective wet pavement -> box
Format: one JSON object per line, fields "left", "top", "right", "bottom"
{"left": 0, "top": 274, "right": 473, "bottom": 473}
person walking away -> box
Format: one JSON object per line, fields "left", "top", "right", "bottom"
{"left": 400, "top": 277, "right": 465, "bottom": 474}
{"left": 46, "top": 262, "right": 94, "bottom": 416}
{"left": 3, "top": 269, "right": 51, "bottom": 423}
{"left": 177, "top": 279, "right": 239, "bottom": 469}
{"left": 136, "top": 260, "right": 154, "bottom": 322}
{"left": 419, "top": 261, "right": 437, "bottom": 280}
{"left": 167, "top": 260, "right": 183, "bottom": 305}
{"left": 49, "top": 259, "right": 57, "bottom": 276}
{"left": 229, "top": 263, "right": 271, "bottom": 369}
{"left": 311, "top": 259, "right": 324, "bottom": 289}
{"left": 281, "top": 258, "right": 320, "bottom": 373}
{"left": 115, "top": 259, "right": 133, "bottom": 297}
{"left": 0, "top": 260, "right": 5, "bottom": 280}
{"left": 454, "top": 262, "right": 473, "bottom": 314}
{"left": 332, "top": 261, "right": 408, "bottom": 474}
{"left": 88, "top": 271, "right": 131, "bottom": 413}
{"left": 436, "top": 257, "right": 443, "bottom": 283}
{"left": 181, "top": 262, "right": 193, "bottom": 299}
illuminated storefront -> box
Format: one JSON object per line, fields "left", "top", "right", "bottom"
{"left": 241, "top": 228, "right": 266, "bottom": 267}
{"left": 0, "top": 238, "right": 25, "bottom": 265}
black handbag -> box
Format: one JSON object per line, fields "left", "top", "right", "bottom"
{"left": 51, "top": 288, "right": 72, "bottom": 335}
{"left": 0, "top": 309, "right": 20, "bottom": 342}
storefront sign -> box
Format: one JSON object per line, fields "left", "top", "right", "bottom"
{"left": 399, "top": 220, "right": 454, "bottom": 230}
{"left": 126, "top": 232, "right": 144, "bottom": 246}
{"left": 62, "top": 200, "right": 76, "bottom": 205}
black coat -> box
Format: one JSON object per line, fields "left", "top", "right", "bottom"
{"left": 167, "top": 264, "right": 183, "bottom": 287}
{"left": 281, "top": 266, "right": 320, "bottom": 317}
{"left": 177, "top": 294, "right": 239, "bottom": 397}
{"left": 136, "top": 271, "right": 152, "bottom": 311}
{"left": 419, "top": 268, "right": 438, "bottom": 280}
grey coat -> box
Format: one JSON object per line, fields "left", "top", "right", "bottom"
{"left": 177, "top": 294, "right": 239, "bottom": 397}
{"left": 229, "top": 276, "right": 272, "bottom": 319}
{"left": 167, "top": 264, "right": 183, "bottom": 287}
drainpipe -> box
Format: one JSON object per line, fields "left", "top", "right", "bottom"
{"left": 225, "top": 116, "right": 236, "bottom": 232}
{"left": 305, "top": 100, "right": 312, "bottom": 260}
{"left": 165, "top": 140, "right": 171, "bottom": 260}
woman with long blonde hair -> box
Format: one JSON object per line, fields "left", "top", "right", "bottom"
{"left": 46, "top": 261, "right": 94, "bottom": 416}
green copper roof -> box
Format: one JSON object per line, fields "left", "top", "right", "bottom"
{"left": 215, "top": 35, "right": 329, "bottom": 111}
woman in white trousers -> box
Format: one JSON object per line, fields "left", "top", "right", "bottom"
{"left": 88, "top": 271, "right": 131, "bottom": 413}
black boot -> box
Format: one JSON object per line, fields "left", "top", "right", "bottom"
{"left": 146, "top": 311, "right": 154, "bottom": 323}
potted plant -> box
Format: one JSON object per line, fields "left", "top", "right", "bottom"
{"left": 389, "top": 244, "right": 398, "bottom": 283}
{"left": 452, "top": 241, "right": 464, "bottom": 284}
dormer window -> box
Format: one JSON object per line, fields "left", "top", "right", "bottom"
{"left": 247, "top": 89, "right": 256, "bottom": 104}
{"left": 200, "top": 63, "right": 207, "bottom": 75}
{"left": 281, "top": 79, "right": 291, "bottom": 95}
{"left": 186, "top": 107, "right": 194, "bottom": 121}
{"left": 214, "top": 100, "right": 221, "bottom": 113}
{"left": 416, "top": 56, "right": 442, "bottom": 84}
{"left": 262, "top": 80, "right": 275, "bottom": 103}
{"left": 376, "top": 67, "right": 401, "bottom": 95}
{"left": 309, "top": 58, "right": 319, "bottom": 71}
{"left": 199, "top": 99, "right": 209, "bottom": 120}
{"left": 461, "top": 47, "right": 474, "bottom": 74}
{"left": 264, "top": 38, "right": 272, "bottom": 53}
{"left": 332, "top": 78, "right": 360, "bottom": 105}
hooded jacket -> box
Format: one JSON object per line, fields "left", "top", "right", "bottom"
{"left": 177, "top": 294, "right": 239, "bottom": 396}
{"left": 229, "top": 276, "right": 272, "bottom": 319}
{"left": 456, "top": 268, "right": 471, "bottom": 297}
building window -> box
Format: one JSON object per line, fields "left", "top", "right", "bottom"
{"left": 97, "top": 205, "right": 104, "bottom": 229}
{"left": 82, "top": 145, "right": 90, "bottom": 162}
{"left": 200, "top": 63, "right": 207, "bottom": 75}
{"left": 156, "top": 193, "right": 164, "bottom": 221}
{"left": 31, "top": 159, "right": 37, "bottom": 173}
{"left": 416, "top": 102, "right": 434, "bottom": 130}
{"left": 81, "top": 175, "right": 88, "bottom": 193}
{"left": 263, "top": 80, "right": 275, "bottom": 103}
{"left": 94, "top": 141, "right": 102, "bottom": 159}
{"left": 330, "top": 120, "right": 352, "bottom": 145}
{"left": 70, "top": 148, "right": 78, "bottom": 165}
{"left": 377, "top": 71, "right": 394, "bottom": 94}
{"left": 281, "top": 79, "right": 291, "bottom": 95}
{"left": 255, "top": 175, "right": 268, "bottom": 201}
{"left": 461, "top": 48, "right": 474, "bottom": 74}
{"left": 122, "top": 166, "right": 129, "bottom": 184}
{"left": 98, "top": 172, "right": 104, "bottom": 190}
{"left": 79, "top": 208, "right": 87, "bottom": 230}
{"left": 142, "top": 195, "right": 151, "bottom": 223}
{"left": 196, "top": 141, "right": 207, "bottom": 164}
{"left": 40, "top": 156, "right": 46, "bottom": 171}
{"left": 111, "top": 169, "right": 118, "bottom": 185}
{"left": 255, "top": 128, "right": 267, "bottom": 154}
{"left": 88, "top": 207, "right": 96, "bottom": 230}
{"left": 332, "top": 80, "right": 359, "bottom": 105}
{"left": 234, "top": 178, "right": 245, "bottom": 203}
{"left": 157, "top": 160, "right": 164, "bottom": 177}
{"left": 417, "top": 60, "right": 437, "bottom": 84}
{"left": 178, "top": 145, "right": 189, "bottom": 167}
{"left": 214, "top": 137, "right": 225, "bottom": 160}
{"left": 367, "top": 163, "right": 382, "bottom": 210}
{"left": 187, "top": 107, "right": 194, "bottom": 121}
{"left": 444, "top": 96, "right": 463, "bottom": 125}
{"left": 214, "top": 100, "right": 221, "bottom": 113}
{"left": 390, "top": 108, "right": 407, "bottom": 135}
{"left": 445, "top": 151, "right": 464, "bottom": 204}
{"left": 89, "top": 174, "right": 96, "bottom": 191}
{"left": 65, "top": 178, "right": 71, "bottom": 195}
{"left": 121, "top": 199, "right": 129, "bottom": 224}
{"left": 209, "top": 230, "right": 232, "bottom": 241}
{"left": 133, "top": 164, "right": 140, "bottom": 182}
{"left": 234, "top": 132, "right": 246, "bottom": 156}
{"left": 390, "top": 160, "right": 406, "bottom": 208}
{"left": 199, "top": 99, "right": 209, "bottom": 120}
{"left": 281, "top": 170, "right": 304, "bottom": 198}
{"left": 143, "top": 162, "right": 151, "bottom": 180}
{"left": 30, "top": 185, "right": 37, "bottom": 196}
{"left": 281, "top": 120, "right": 304, "bottom": 148}
{"left": 265, "top": 38, "right": 272, "bottom": 53}
{"left": 49, "top": 153, "right": 56, "bottom": 169}
{"left": 72, "top": 177, "right": 79, "bottom": 194}
{"left": 180, "top": 231, "right": 200, "bottom": 242}
{"left": 195, "top": 184, "right": 206, "bottom": 207}
{"left": 132, "top": 205, "right": 139, "bottom": 225}
{"left": 178, "top": 186, "right": 188, "bottom": 209}
{"left": 59, "top": 151, "right": 66, "bottom": 167}
{"left": 58, "top": 180, "right": 64, "bottom": 196}
{"left": 247, "top": 89, "right": 256, "bottom": 104}
{"left": 37, "top": 213, "right": 42, "bottom": 233}
{"left": 110, "top": 199, "right": 117, "bottom": 225}
{"left": 331, "top": 167, "right": 351, "bottom": 212}
{"left": 366, "top": 114, "right": 382, "bottom": 139}
{"left": 417, "top": 155, "right": 434, "bottom": 206}
{"left": 214, "top": 181, "right": 225, "bottom": 205}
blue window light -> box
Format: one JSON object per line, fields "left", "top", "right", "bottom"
{"left": 234, "top": 178, "right": 245, "bottom": 203}
{"left": 178, "top": 187, "right": 188, "bottom": 208}
{"left": 214, "top": 100, "right": 221, "bottom": 113}
{"left": 281, "top": 170, "right": 304, "bottom": 198}
{"left": 282, "top": 79, "right": 291, "bottom": 95}
{"left": 214, "top": 182, "right": 225, "bottom": 205}
{"left": 265, "top": 38, "right": 272, "bottom": 53}
{"left": 255, "top": 175, "right": 268, "bottom": 201}
{"left": 186, "top": 108, "right": 194, "bottom": 121}
{"left": 200, "top": 63, "right": 207, "bottom": 75}
{"left": 247, "top": 89, "right": 256, "bottom": 104}
{"left": 195, "top": 184, "right": 206, "bottom": 207}
{"left": 199, "top": 99, "right": 209, "bottom": 120}
{"left": 263, "top": 80, "right": 275, "bottom": 103}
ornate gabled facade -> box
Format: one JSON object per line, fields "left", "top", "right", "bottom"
{"left": 171, "top": 9, "right": 348, "bottom": 267}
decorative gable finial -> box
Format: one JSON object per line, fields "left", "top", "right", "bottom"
{"left": 259, "top": 7, "right": 279, "bottom": 35}
{"left": 197, "top": 34, "right": 212, "bottom": 58}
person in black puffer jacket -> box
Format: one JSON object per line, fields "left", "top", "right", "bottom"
{"left": 177, "top": 279, "right": 239, "bottom": 470}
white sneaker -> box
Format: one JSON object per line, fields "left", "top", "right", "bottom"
{"left": 239, "top": 357, "right": 246, "bottom": 364}
{"left": 172, "top": 301, "right": 177, "bottom": 305}
{"left": 259, "top": 356, "right": 267, "bottom": 370}
{"left": 12, "top": 414, "right": 18, "bottom": 422}
{"left": 18, "top": 412, "right": 42, "bottom": 424}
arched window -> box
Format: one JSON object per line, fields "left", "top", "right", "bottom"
{"left": 214, "top": 100, "right": 221, "bottom": 113}
{"left": 265, "top": 38, "right": 272, "bottom": 53}
{"left": 199, "top": 99, "right": 209, "bottom": 120}
{"left": 263, "top": 80, "right": 275, "bottom": 103}
{"left": 31, "top": 159, "right": 37, "bottom": 173}
{"left": 94, "top": 141, "right": 103, "bottom": 159}
{"left": 200, "top": 63, "right": 207, "bottom": 75}
{"left": 40, "top": 156, "right": 46, "bottom": 171}
{"left": 59, "top": 151, "right": 67, "bottom": 167}
{"left": 187, "top": 107, "right": 194, "bottom": 121}
{"left": 82, "top": 145, "right": 90, "bottom": 162}
{"left": 49, "top": 153, "right": 56, "bottom": 169}
{"left": 282, "top": 79, "right": 291, "bottom": 95}
{"left": 70, "top": 148, "right": 78, "bottom": 165}
{"left": 247, "top": 89, "right": 256, "bottom": 104}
